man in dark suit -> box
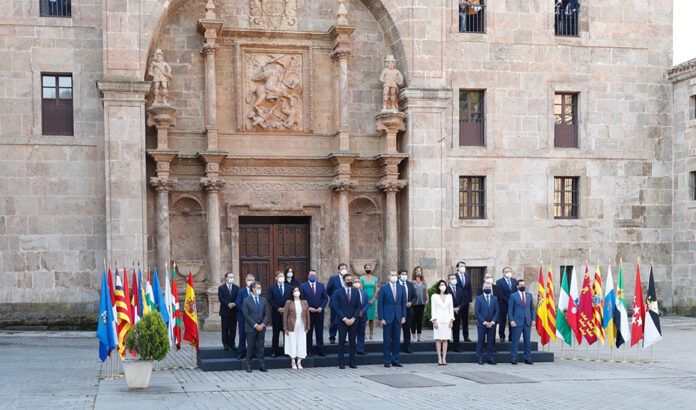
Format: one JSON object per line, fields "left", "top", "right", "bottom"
{"left": 242, "top": 281, "right": 269, "bottom": 372}
{"left": 235, "top": 273, "right": 255, "bottom": 359}
{"left": 508, "top": 278, "right": 536, "bottom": 365}
{"left": 446, "top": 273, "right": 465, "bottom": 352}
{"left": 218, "top": 272, "right": 239, "bottom": 351}
{"left": 326, "top": 262, "right": 347, "bottom": 344}
{"left": 378, "top": 270, "right": 407, "bottom": 368}
{"left": 454, "top": 261, "right": 473, "bottom": 342}
{"left": 300, "top": 269, "right": 328, "bottom": 356}
{"left": 398, "top": 269, "right": 417, "bottom": 353}
{"left": 331, "top": 272, "right": 361, "bottom": 369}
{"left": 475, "top": 282, "right": 499, "bottom": 365}
{"left": 269, "top": 271, "right": 292, "bottom": 357}
{"left": 355, "top": 279, "right": 370, "bottom": 355}
{"left": 495, "top": 266, "right": 517, "bottom": 342}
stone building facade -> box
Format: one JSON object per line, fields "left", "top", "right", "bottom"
{"left": 0, "top": 0, "right": 692, "bottom": 327}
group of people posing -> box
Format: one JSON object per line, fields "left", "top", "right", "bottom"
{"left": 217, "top": 262, "right": 537, "bottom": 372}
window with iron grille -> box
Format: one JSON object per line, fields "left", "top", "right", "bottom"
{"left": 554, "top": 92, "right": 578, "bottom": 147}
{"left": 42, "top": 74, "right": 74, "bottom": 136}
{"left": 459, "top": 176, "right": 486, "bottom": 219}
{"left": 40, "top": 0, "right": 71, "bottom": 17}
{"left": 459, "top": 90, "right": 485, "bottom": 146}
{"left": 554, "top": 0, "right": 580, "bottom": 37}
{"left": 468, "top": 266, "right": 487, "bottom": 295}
{"left": 458, "top": 1, "right": 485, "bottom": 33}
{"left": 554, "top": 177, "right": 579, "bottom": 219}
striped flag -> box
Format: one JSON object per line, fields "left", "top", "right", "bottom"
{"left": 535, "top": 266, "right": 550, "bottom": 345}
{"left": 614, "top": 262, "right": 630, "bottom": 348}
{"left": 602, "top": 265, "right": 616, "bottom": 347}
{"left": 170, "top": 264, "right": 182, "bottom": 350}
{"left": 643, "top": 267, "right": 663, "bottom": 348}
{"left": 114, "top": 271, "right": 132, "bottom": 358}
{"left": 164, "top": 268, "right": 174, "bottom": 348}
{"left": 592, "top": 265, "right": 605, "bottom": 344}
{"left": 183, "top": 272, "right": 199, "bottom": 350}
{"left": 568, "top": 265, "right": 582, "bottom": 344}
{"left": 145, "top": 269, "right": 156, "bottom": 314}
{"left": 130, "top": 268, "right": 141, "bottom": 325}
{"left": 556, "top": 266, "right": 573, "bottom": 346}
{"left": 545, "top": 266, "right": 557, "bottom": 343}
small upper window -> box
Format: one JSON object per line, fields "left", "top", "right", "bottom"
{"left": 554, "top": 176, "right": 579, "bottom": 219}
{"left": 459, "top": 176, "right": 486, "bottom": 220}
{"left": 42, "top": 73, "right": 74, "bottom": 136}
{"left": 459, "top": 1, "right": 485, "bottom": 33}
{"left": 554, "top": 0, "right": 580, "bottom": 37}
{"left": 40, "top": 0, "right": 71, "bottom": 17}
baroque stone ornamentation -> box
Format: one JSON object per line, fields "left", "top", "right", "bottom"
{"left": 379, "top": 55, "right": 404, "bottom": 112}
{"left": 330, "top": 179, "right": 358, "bottom": 192}
{"left": 150, "top": 176, "right": 176, "bottom": 191}
{"left": 244, "top": 52, "right": 303, "bottom": 131}
{"left": 148, "top": 49, "right": 173, "bottom": 104}
{"left": 200, "top": 177, "right": 226, "bottom": 192}
{"left": 250, "top": 0, "right": 298, "bottom": 30}
{"left": 376, "top": 179, "right": 407, "bottom": 192}
{"left": 221, "top": 165, "right": 333, "bottom": 177}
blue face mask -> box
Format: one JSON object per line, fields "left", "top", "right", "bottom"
{"left": 309, "top": 276, "right": 317, "bottom": 283}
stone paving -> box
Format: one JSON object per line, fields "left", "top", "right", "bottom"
{"left": 1, "top": 317, "right": 695, "bottom": 409}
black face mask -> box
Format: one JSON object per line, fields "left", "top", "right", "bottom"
{"left": 365, "top": 269, "right": 372, "bottom": 274}
{"left": 483, "top": 289, "right": 492, "bottom": 294}
{"left": 518, "top": 286, "right": 526, "bottom": 292}
{"left": 345, "top": 281, "right": 352, "bottom": 287}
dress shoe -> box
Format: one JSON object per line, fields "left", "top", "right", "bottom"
{"left": 392, "top": 362, "right": 403, "bottom": 367}
{"left": 349, "top": 364, "right": 357, "bottom": 369}
{"left": 238, "top": 354, "right": 245, "bottom": 360}
{"left": 488, "top": 360, "right": 497, "bottom": 365}
{"left": 478, "top": 359, "right": 484, "bottom": 365}
{"left": 224, "top": 346, "right": 230, "bottom": 351}
{"left": 246, "top": 365, "right": 252, "bottom": 373}
{"left": 259, "top": 365, "right": 268, "bottom": 372}
{"left": 271, "top": 353, "right": 279, "bottom": 358}
{"left": 524, "top": 359, "right": 533, "bottom": 365}
{"left": 464, "top": 338, "right": 472, "bottom": 342}
{"left": 339, "top": 365, "right": 346, "bottom": 369}
{"left": 452, "top": 348, "right": 462, "bottom": 353}
{"left": 384, "top": 363, "right": 392, "bottom": 368}
{"left": 329, "top": 338, "right": 336, "bottom": 344}
{"left": 318, "top": 352, "right": 327, "bottom": 357}
{"left": 511, "top": 360, "right": 517, "bottom": 365}
{"left": 357, "top": 351, "right": 367, "bottom": 355}
{"left": 404, "top": 348, "right": 413, "bottom": 353}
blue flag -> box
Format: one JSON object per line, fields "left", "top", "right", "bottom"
{"left": 97, "top": 271, "right": 117, "bottom": 362}
{"left": 152, "top": 267, "right": 170, "bottom": 325}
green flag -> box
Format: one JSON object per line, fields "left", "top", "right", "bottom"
{"left": 556, "top": 266, "right": 573, "bottom": 346}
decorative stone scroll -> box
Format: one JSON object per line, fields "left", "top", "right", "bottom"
{"left": 250, "top": 0, "right": 298, "bottom": 30}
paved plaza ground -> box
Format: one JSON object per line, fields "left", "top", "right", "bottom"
{"left": 1, "top": 316, "right": 694, "bottom": 409}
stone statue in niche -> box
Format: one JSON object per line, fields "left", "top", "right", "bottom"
{"left": 149, "top": 49, "right": 173, "bottom": 105}
{"left": 379, "top": 55, "right": 404, "bottom": 112}
{"left": 245, "top": 54, "right": 303, "bottom": 131}
{"left": 250, "top": 0, "right": 298, "bottom": 30}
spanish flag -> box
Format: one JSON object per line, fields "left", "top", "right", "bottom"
{"left": 183, "top": 271, "right": 199, "bottom": 351}
{"left": 535, "top": 266, "right": 550, "bottom": 345}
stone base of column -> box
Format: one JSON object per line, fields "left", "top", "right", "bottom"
{"left": 202, "top": 286, "right": 222, "bottom": 332}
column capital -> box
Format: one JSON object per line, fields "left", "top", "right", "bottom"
{"left": 377, "top": 179, "right": 407, "bottom": 193}
{"left": 201, "top": 42, "right": 220, "bottom": 56}
{"left": 330, "top": 179, "right": 358, "bottom": 192}
{"left": 150, "top": 176, "right": 176, "bottom": 192}
{"left": 328, "top": 25, "right": 355, "bottom": 62}
{"left": 201, "top": 177, "right": 226, "bottom": 192}
{"left": 197, "top": 19, "right": 224, "bottom": 36}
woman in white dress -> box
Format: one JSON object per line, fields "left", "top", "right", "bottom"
{"left": 283, "top": 287, "right": 310, "bottom": 369}
{"left": 430, "top": 279, "right": 454, "bottom": 366}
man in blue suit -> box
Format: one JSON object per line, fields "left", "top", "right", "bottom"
{"left": 331, "top": 272, "right": 361, "bottom": 369}
{"left": 326, "top": 263, "right": 347, "bottom": 344}
{"left": 475, "top": 281, "right": 499, "bottom": 365}
{"left": 399, "top": 269, "right": 417, "bottom": 354}
{"left": 354, "top": 279, "right": 370, "bottom": 355}
{"left": 235, "top": 273, "right": 255, "bottom": 359}
{"left": 454, "top": 261, "right": 473, "bottom": 343}
{"left": 269, "top": 271, "right": 292, "bottom": 357}
{"left": 508, "top": 278, "right": 536, "bottom": 365}
{"left": 300, "top": 269, "right": 329, "bottom": 356}
{"left": 446, "top": 273, "right": 466, "bottom": 352}
{"left": 378, "top": 270, "right": 407, "bottom": 367}
{"left": 496, "top": 266, "right": 517, "bottom": 341}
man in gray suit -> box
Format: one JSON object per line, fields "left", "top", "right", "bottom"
{"left": 243, "top": 281, "right": 269, "bottom": 372}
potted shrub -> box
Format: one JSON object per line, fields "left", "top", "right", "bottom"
{"left": 123, "top": 311, "right": 169, "bottom": 389}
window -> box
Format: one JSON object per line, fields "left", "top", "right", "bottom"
{"left": 691, "top": 96, "right": 696, "bottom": 120}
{"left": 459, "top": 176, "right": 486, "bottom": 219}
{"left": 554, "top": 92, "right": 578, "bottom": 147}
{"left": 690, "top": 171, "right": 696, "bottom": 201}
{"left": 468, "top": 266, "right": 487, "bottom": 295}
{"left": 554, "top": 177, "right": 579, "bottom": 219}
{"left": 458, "top": 1, "right": 485, "bottom": 33}
{"left": 555, "top": 0, "right": 580, "bottom": 37}
{"left": 42, "top": 74, "right": 74, "bottom": 136}
{"left": 40, "top": 0, "right": 71, "bottom": 17}
{"left": 459, "top": 90, "right": 485, "bottom": 146}
{"left": 559, "top": 265, "right": 574, "bottom": 284}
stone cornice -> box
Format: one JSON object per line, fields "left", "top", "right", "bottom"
{"left": 668, "top": 58, "right": 696, "bottom": 83}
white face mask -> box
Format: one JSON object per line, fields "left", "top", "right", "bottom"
{"left": 400, "top": 274, "right": 408, "bottom": 281}
{"left": 450, "top": 279, "right": 457, "bottom": 286}
{"left": 255, "top": 289, "right": 262, "bottom": 296}
{"left": 415, "top": 271, "right": 422, "bottom": 276}
{"left": 439, "top": 285, "right": 447, "bottom": 292}
{"left": 340, "top": 269, "right": 347, "bottom": 276}
{"left": 287, "top": 271, "right": 293, "bottom": 278}
{"left": 277, "top": 277, "right": 285, "bottom": 284}
{"left": 352, "top": 283, "right": 361, "bottom": 289}
{"left": 293, "top": 291, "right": 300, "bottom": 297}
{"left": 458, "top": 266, "right": 466, "bottom": 274}
{"left": 246, "top": 280, "right": 254, "bottom": 286}
{"left": 504, "top": 272, "right": 512, "bottom": 279}
{"left": 389, "top": 276, "right": 398, "bottom": 283}
{"left": 226, "top": 278, "right": 234, "bottom": 284}
{"left": 485, "top": 278, "right": 493, "bottom": 284}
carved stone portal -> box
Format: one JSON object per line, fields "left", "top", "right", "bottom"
{"left": 244, "top": 52, "right": 304, "bottom": 132}
{"left": 250, "top": 0, "right": 298, "bottom": 30}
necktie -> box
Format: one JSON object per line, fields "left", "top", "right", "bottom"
{"left": 402, "top": 282, "right": 408, "bottom": 300}
{"left": 460, "top": 274, "right": 465, "bottom": 286}
{"left": 451, "top": 286, "right": 456, "bottom": 298}
{"left": 506, "top": 278, "right": 511, "bottom": 289}
{"left": 255, "top": 296, "right": 260, "bottom": 310}
{"left": 228, "top": 284, "right": 231, "bottom": 293}
{"left": 392, "top": 284, "right": 396, "bottom": 301}
{"left": 312, "top": 283, "right": 316, "bottom": 294}
{"left": 486, "top": 295, "right": 490, "bottom": 306}
{"left": 521, "top": 292, "right": 526, "bottom": 305}
{"left": 279, "top": 283, "right": 283, "bottom": 297}
{"left": 347, "top": 288, "right": 351, "bottom": 303}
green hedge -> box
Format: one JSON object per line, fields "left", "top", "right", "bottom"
{"left": 125, "top": 311, "right": 170, "bottom": 361}
{"left": 421, "top": 282, "right": 440, "bottom": 330}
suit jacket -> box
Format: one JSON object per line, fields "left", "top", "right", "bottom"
{"left": 286, "top": 278, "right": 301, "bottom": 288}
{"left": 218, "top": 283, "right": 240, "bottom": 317}
{"left": 495, "top": 277, "right": 518, "bottom": 305}
{"left": 400, "top": 280, "right": 417, "bottom": 308}
{"left": 446, "top": 283, "right": 466, "bottom": 310}
{"left": 378, "top": 282, "right": 407, "bottom": 323}
{"left": 235, "top": 287, "right": 252, "bottom": 319}
{"left": 475, "top": 294, "right": 499, "bottom": 327}
{"left": 282, "top": 299, "right": 310, "bottom": 333}
{"left": 331, "top": 287, "right": 361, "bottom": 323}
{"left": 326, "top": 274, "right": 342, "bottom": 301}
{"left": 455, "top": 272, "right": 473, "bottom": 303}
{"left": 242, "top": 294, "right": 269, "bottom": 333}
{"left": 508, "top": 291, "right": 536, "bottom": 327}
{"left": 359, "top": 289, "right": 370, "bottom": 317}
{"left": 269, "top": 282, "right": 292, "bottom": 315}
{"left": 300, "top": 281, "right": 329, "bottom": 310}
{"left": 476, "top": 283, "right": 501, "bottom": 298}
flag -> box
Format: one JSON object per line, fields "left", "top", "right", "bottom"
{"left": 630, "top": 264, "right": 645, "bottom": 347}
{"left": 114, "top": 270, "right": 132, "bottom": 358}
{"left": 568, "top": 265, "right": 582, "bottom": 344}
{"left": 183, "top": 272, "right": 199, "bottom": 350}
{"left": 578, "top": 264, "right": 597, "bottom": 345}
{"left": 137, "top": 267, "right": 147, "bottom": 316}
{"left": 171, "top": 265, "right": 182, "bottom": 350}
{"left": 545, "top": 267, "right": 557, "bottom": 343}
{"left": 614, "top": 262, "right": 630, "bottom": 348}
{"left": 97, "top": 271, "right": 117, "bottom": 362}
{"left": 535, "top": 266, "right": 550, "bottom": 345}
{"left": 107, "top": 268, "right": 116, "bottom": 309}
{"left": 643, "top": 267, "right": 663, "bottom": 348}
{"left": 556, "top": 266, "right": 573, "bottom": 346}
{"left": 164, "top": 267, "right": 174, "bottom": 347}
{"left": 144, "top": 269, "right": 155, "bottom": 314}
{"left": 131, "top": 268, "right": 141, "bottom": 325}
{"left": 122, "top": 267, "right": 134, "bottom": 325}
{"left": 602, "top": 265, "right": 616, "bottom": 347}
{"left": 592, "top": 265, "right": 605, "bottom": 344}
{"left": 151, "top": 267, "right": 170, "bottom": 325}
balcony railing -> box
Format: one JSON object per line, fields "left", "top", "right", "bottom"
{"left": 459, "top": 1, "right": 485, "bottom": 33}
{"left": 40, "top": 0, "right": 71, "bottom": 17}
{"left": 555, "top": 1, "right": 580, "bottom": 36}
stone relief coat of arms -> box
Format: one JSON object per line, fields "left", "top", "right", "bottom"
{"left": 250, "top": 0, "right": 298, "bottom": 29}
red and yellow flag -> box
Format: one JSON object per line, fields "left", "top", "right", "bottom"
{"left": 545, "top": 267, "right": 557, "bottom": 343}
{"left": 114, "top": 270, "right": 132, "bottom": 358}
{"left": 183, "top": 272, "right": 199, "bottom": 351}
{"left": 171, "top": 265, "right": 182, "bottom": 350}
{"left": 535, "top": 266, "right": 550, "bottom": 345}
{"left": 578, "top": 264, "right": 597, "bottom": 344}
{"left": 592, "top": 265, "right": 605, "bottom": 344}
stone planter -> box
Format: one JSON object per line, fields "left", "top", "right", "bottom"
{"left": 122, "top": 360, "right": 155, "bottom": 390}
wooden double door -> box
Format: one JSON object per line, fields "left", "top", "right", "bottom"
{"left": 239, "top": 216, "right": 310, "bottom": 290}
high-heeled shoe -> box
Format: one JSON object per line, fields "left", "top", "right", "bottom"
{"left": 297, "top": 359, "right": 303, "bottom": 369}
{"left": 291, "top": 359, "right": 297, "bottom": 370}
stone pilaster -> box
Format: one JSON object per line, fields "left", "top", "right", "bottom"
{"left": 329, "top": 24, "right": 355, "bottom": 152}
{"left": 198, "top": 5, "right": 224, "bottom": 151}
{"left": 97, "top": 80, "right": 151, "bottom": 266}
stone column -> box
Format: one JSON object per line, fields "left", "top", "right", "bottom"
{"left": 201, "top": 176, "right": 225, "bottom": 285}
{"left": 329, "top": 25, "right": 355, "bottom": 152}
{"left": 378, "top": 179, "right": 407, "bottom": 273}
{"left": 150, "top": 177, "right": 174, "bottom": 271}
{"left": 198, "top": 6, "right": 223, "bottom": 151}
{"left": 97, "top": 80, "right": 151, "bottom": 266}
{"left": 330, "top": 180, "right": 357, "bottom": 265}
